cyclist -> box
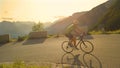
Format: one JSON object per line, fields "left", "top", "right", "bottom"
{"left": 65, "top": 20, "right": 83, "bottom": 49}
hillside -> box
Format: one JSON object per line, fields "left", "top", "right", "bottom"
{"left": 92, "top": 0, "right": 120, "bottom": 31}
{"left": 77, "top": 0, "right": 117, "bottom": 30}
{"left": 47, "top": 0, "right": 114, "bottom": 34}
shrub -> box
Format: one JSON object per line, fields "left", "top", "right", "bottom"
{"left": 17, "top": 35, "right": 28, "bottom": 41}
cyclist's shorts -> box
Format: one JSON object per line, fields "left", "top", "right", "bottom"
{"left": 65, "top": 33, "right": 73, "bottom": 39}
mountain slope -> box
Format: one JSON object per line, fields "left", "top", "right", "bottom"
{"left": 77, "top": 0, "right": 116, "bottom": 29}
{"left": 92, "top": 0, "right": 120, "bottom": 31}
{"left": 47, "top": 0, "right": 115, "bottom": 34}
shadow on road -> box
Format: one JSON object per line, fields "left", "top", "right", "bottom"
{"left": 84, "top": 35, "right": 94, "bottom": 40}
{"left": 61, "top": 52, "right": 102, "bottom": 68}
{"left": 0, "top": 42, "right": 11, "bottom": 47}
{"left": 22, "top": 38, "right": 47, "bottom": 45}
{"left": 0, "top": 43, "right": 6, "bottom": 47}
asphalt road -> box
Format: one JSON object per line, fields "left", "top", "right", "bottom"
{"left": 0, "top": 34, "right": 120, "bottom": 68}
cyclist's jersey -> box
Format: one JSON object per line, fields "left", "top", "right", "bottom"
{"left": 65, "top": 24, "right": 86, "bottom": 37}
{"left": 65, "top": 24, "right": 76, "bottom": 38}
{"left": 65, "top": 24, "right": 74, "bottom": 34}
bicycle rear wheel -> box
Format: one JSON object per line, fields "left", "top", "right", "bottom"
{"left": 61, "top": 41, "right": 74, "bottom": 53}
{"left": 80, "top": 41, "right": 94, "bottom": 53}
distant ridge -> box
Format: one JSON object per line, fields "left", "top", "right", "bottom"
{"left": 46, "top": 12, "right": 87, "bottom": 34}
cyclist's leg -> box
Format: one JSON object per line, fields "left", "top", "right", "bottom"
{"left": 72, "top": 37, "right": 76, "bottom": 47}
{"left": 72, "top": 36, "right": 79, "bottom": 50}
{"left": 66, "top": 36, "right": 73, "bottom": 47}
{"left": 68, "top": 33, "right": 74, "bottom": 46}
{"left": 68, "top": 38, "right": 72, "bottom": 45}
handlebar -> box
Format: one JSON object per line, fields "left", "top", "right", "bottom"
{"left": 78, "top": 32, "right": 87, "bottom": 40}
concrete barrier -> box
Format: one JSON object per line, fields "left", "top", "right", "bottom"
{"left": 29, "top": 31, "right": 47, "bottom": 39}
{"left": 0, "top": 34, "right": 10, "bottom": 43}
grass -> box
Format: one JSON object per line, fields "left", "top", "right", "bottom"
{"left": 107, "top": 29, "right": 120, "bottom": 34}
{"left": 47, "top": 35, "right": 54, "bottom": 38}
{"left": 17, "top": 35, "right": 29, "bottom": 42}
{"left": 9, "top": 35, "right": 29, "bottom": 42}
{"left": 0, "top": 64, "right": 51, "bottom": 68}
{"left": 47, "top": 34, "right": 62, "bottom": 38}
{"left": 89, "top": 29, "right": 120, "bottom": 35}
{"left": 89, "top": 30, "right": 105, "bottom": 35}
{"left": 0, "top": 59, "right": 52, "bottom": 68}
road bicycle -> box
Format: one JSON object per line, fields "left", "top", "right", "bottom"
{"left": 61, "top": 34, "right": 94, "bottom": 53}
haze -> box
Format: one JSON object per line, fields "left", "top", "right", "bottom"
{"left": 0, "top": 0, "right": 108, "bottom": 22}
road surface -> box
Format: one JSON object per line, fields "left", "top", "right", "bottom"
{"left": 0, "top": 34, "right": 120, "bottom": 68}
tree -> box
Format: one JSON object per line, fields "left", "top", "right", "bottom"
{"left": 32, "top": 22, "right": 44, "bottom": 31}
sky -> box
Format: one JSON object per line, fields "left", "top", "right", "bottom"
{"left": 0, "top": 0, "right": 108, "bottom": 23}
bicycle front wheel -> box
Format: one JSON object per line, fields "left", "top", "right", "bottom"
{"left": 80, "top": 41, "right": 94, "bottom": 53}
{"left": 61, "top": 41, "right": 74, "bottom": 53}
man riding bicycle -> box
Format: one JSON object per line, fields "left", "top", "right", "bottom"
{"left": 65, "top": 20, "right": 86, "bottom": 49}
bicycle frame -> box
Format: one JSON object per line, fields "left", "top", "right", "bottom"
{"left": 67, "top": 34, "right": 85, "bottom": 47}
{"left": 76, "top": 35, "right": 85, "bottom": 47}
